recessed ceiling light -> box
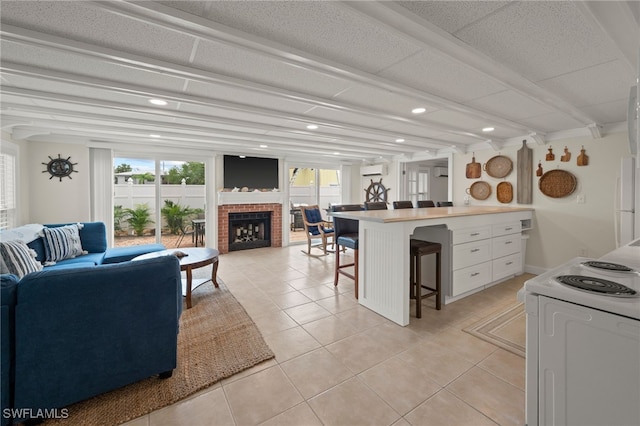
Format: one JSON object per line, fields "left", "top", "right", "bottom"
{"left": 239, "top": 155, "right": 246, "bottom": 159}
{"left": 482, "top": 127, "right": 495, "bottom": 132}
{"left": 149, "top": 134, "right": 161, "bottom": 138}
{"left": 259, "top": 144, "right": 268, "bottom": 148}
{"left": 306, "top": 124, "right": 318, "bottom": 130}
{"left": 333, "top": 152, "right": 340, "bottom": 155}
{"left": 395, "top": 138, "right": 405, "bottom": 143}
{"left": 411, "top": 107, "right": 426, "bottom": 114}
{"left": 148, "top": 99, "right": 168, "bottom": 106}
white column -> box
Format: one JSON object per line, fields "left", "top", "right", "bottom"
{"left": 89, "top": 147, "right": 114, "bottom": 246}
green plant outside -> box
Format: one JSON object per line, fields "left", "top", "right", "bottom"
{"left": 124, "top": 204, "right": 154, "bottom": 236}
{"left": 114, "top": 205, "right": 126, "bottom": 231}
{"left": 161, "top": 200, "right": 203, "bottom": 235}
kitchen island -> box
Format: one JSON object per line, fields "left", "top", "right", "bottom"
{"left": 332, "top": 206, "right": 533, "bottom": 325}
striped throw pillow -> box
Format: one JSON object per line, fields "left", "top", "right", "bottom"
{"left": 42, "top": 224, "right": 87, "bottom": 263}
{"left": 0, "top": 240, "right": 43, "bottom": 278}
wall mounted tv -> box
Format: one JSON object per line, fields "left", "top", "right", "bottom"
{"left": 223, "top": 155, "right": 279, "bottom": 189}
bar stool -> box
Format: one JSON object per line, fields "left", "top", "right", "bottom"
{"left": 331, "top": 204, "right": 363, "bottom": 299}
{"left": 410, "top": 239, "right": 441, "bottom": 318}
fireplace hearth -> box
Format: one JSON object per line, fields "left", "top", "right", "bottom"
{"left": 228, "top": 212, "right": 271, "bottom": 251}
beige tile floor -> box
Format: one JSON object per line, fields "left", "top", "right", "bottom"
{"left": 124, "top": 245, "right": 532, "bottom": 426}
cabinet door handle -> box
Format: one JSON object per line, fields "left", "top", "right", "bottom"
{"left": 505, "top": 241, "right": 512, "bottom": 245}
{"left": 505, "top": 227, "right": 513, "bottom": 231}
{"left": 470, "top": 232, "right": 480, "bottom": 236}
{"left": 470, "top": 248, "right": 480, "bottom": 253}
{"left": 471, "top": 272, "right": 480, "bottom": 277}
{"left": 506, "top": 261, "right": 513, "bottom": 266}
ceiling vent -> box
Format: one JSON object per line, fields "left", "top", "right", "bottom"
{"left": 361, "top": 164, "right": 388, "bottom": 176}
{"left": 434, "top": 167, "right": 448, "bottom": 177}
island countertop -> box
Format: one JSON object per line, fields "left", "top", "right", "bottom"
{"left": 331, "top": 205, "right": 534, "bottom": 223}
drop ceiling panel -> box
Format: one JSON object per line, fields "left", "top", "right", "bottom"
{"left": 184, "top": 81, "right": 317, "bottom": 116}
{"left": 454, "top": 1, "right": 619, "bottom": 82}
{"left": 203, "top": 1, "right": 422, "bottom": 73}
{"left": 331, "top": 85, "right": 439, "bottom": 117}
{"left": 537, "top": 60, "right": 633, "bottom": 108}
{"left": 397, "top": 1, "right": 511, "bottom": 33}
{"left": 191, "top": 39, "right": 352, "bottom": 98}
{"left": 303, "top": 106, "right": 400, "bottom": 130}
{"left": 466, "top": 90, "right": 556, "bottom": 121}
{"left": 377, "top": 122, "right": 448, "bottom": 140}
{"left": 3, "top": 74, "right": 167, "bottom": 108}
{"left": 422, "top": 109, "right": 497, "bottom": 132}
{"left": 518, "top": 112, "right": 586, "bottom": 133}
{"left": 378, "top": 47, "right": 507, "bottom": 103}
{"left": 579, "top": 99, "right": 629, "bottom": 125}
{"left": 0, "top": 40, "right": 188, "bottom": 92}
{"left": 1, "top": 1, "right": 196, "bottom": 63}
{"left": 429, "top": 132, "right": 484, "bottom": 146}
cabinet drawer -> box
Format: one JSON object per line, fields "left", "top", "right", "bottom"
{"left": 453, "top": 239, "right": 492, "bottom": 270}
{"left": 492, "top": 234, "right": 521, "bottom": 259}
{"left": 452, "top": 261, "right": 492, "bottom": 296}
{"left": 492, "top": 221, "right": 521, "bottom": 237}
{"left": 492, "top": 253, "right": 522, "bottom": 281}
{"left": 452, "top": 226, "right": 491, "bottom": 245}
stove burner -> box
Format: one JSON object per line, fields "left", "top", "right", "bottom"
{"left": 556, "top": 275, "right": 638, "bottom": 297}
{"left": 581, "top": 261, "right": 634, "bottom": 273}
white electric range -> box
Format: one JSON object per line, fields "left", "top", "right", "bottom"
{"left": 523, "top": 240, "right": 640, "bottom": 426}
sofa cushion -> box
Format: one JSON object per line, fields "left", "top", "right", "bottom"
{"left": 45, "top": 222, "right": 107, "bottom": 254}
{"left": 41, "top": 224, "right": 87, "bottom": 263}
{"left": 103, "top": 244, "right": 166, "bottom": 264}
{"left": 0, "top": 241, "right": 43, "bottom": 278}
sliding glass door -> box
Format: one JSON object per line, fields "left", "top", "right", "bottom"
{"left": 288, "top": 166, "right": 341, "bottom": 244}
{"left": 113, "top": 156, "right": 205, "bottom": 249}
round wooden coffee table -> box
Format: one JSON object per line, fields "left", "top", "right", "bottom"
{"left": 133, "top": 247, "right": 219, "bottom": 309}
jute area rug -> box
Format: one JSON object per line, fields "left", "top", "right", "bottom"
{"left": 464, "top": 302, "right": 526, "bottom": 358}
{"left": 48, "top": 280, "right": 274, "bottom": 425}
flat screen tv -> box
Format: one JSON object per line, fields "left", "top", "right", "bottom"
{"left": 223, "top": 155, "right": 279, "bottom": 190}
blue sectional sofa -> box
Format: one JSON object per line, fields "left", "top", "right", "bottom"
{"left": 0, "top": 222, "right": 181, "bottom": 425}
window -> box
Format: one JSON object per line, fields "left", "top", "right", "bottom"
{"left": 0, "top": 148, "right": 17, "bottom": 230}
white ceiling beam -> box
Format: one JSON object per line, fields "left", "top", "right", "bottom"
{"left": 343, "top": 1, "right": 600, "bottom": 127}
{"left": 529, "top": 132, "right": 547, "bottom": 145}
{"left": 587, "top": 123, "right": 603, "bottom": 139}
{"left": 90, "top": 1, "right": 537, "bottom": 135}
{"left": 485, "top": 140, "right": 502, "bottom": 151}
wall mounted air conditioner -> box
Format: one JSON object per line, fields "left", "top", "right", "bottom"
{"left": 434, "top": 167, "right": 448, "bottom": 177}
{"left": 361, "top": 164, "right": 388, "bottom": 176}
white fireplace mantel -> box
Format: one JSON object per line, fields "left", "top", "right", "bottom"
{"left": 217, "top": 191, "right": 285, "bottom": 205}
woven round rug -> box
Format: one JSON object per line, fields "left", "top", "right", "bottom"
{"left": 47, "top": 278, "right": 274, "bottom": 425}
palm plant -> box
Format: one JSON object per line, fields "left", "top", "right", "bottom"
{"left": 161, "top": 200, "right": 201, "bottom": 235}
{"left": 124, "top": 203, "right": 154, "bottom": 236}
{"left": 113, "top": 205, "right": 126, "bottom": 232}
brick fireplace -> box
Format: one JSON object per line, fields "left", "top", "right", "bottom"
{"left": 218, "top": 203, "right": 282, "bottom": 254}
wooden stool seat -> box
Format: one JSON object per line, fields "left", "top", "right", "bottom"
{"left": 410, "top": 239, "right": 442, "bottom": 317}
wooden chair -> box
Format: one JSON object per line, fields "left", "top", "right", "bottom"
{"left": 437, "top": 201, "right": 453, "bottom": 207}
{"left": 331, "top": 204, "right": 362, "bottom": 299}
{"left": 300, "top": 205, "right": 334, "bottom": 256}
{"left": 417, "top": 200, "right": 435, "bottom": 208}
{"left": 364, "top": 201, "right": 388, "bottom": 210}
{"left": 393, "top": 201, "right": 414, "bottom": 209}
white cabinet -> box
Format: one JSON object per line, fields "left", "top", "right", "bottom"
{"left": 451, "top": 220, "right": 523, "bottom": 298}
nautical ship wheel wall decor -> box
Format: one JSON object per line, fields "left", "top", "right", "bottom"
{"left": 42, "top": 154, "right": 78, "bottom": 181}
{"left": 365, "top": 178, "right": 390, "bottom": 202}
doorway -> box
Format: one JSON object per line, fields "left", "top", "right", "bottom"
{"left": 288, "top": 166, "right": 341, "bottom": 244}
{"left": 401, "top": 156, "right": 451, "bottom": 205}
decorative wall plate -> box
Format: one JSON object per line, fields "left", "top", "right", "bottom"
{"left": 483, "top": 155, "right": 513, "bottom": 178}
{"left": 42, "top": 154, "right": 78, "bottom": 181}
{"left": 466, "top": 181, "right": 491, "bottom": 200}
{"left": 538, "top": 169, "right": 577, "bottom": 198}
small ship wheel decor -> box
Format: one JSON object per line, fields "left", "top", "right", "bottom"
{"left": 365, "top": 178, "right": 390, "bottom": 202}
{"left": 42, "top": 154, "right": 78, "bottom": 181}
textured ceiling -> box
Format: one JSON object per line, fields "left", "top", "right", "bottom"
{"left": 1, "top": 1, "right": 638, "bottom": 163}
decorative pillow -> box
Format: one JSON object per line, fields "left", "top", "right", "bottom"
{"left": 0, "top": 240, "right": 43, "bottom": 278}
{"left": 0, "top": 223, "right": 44, "bottom": 244}
{"left": 41, "top": 224, "right": 87, "bottom": 263}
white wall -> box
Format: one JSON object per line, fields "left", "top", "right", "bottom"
{"left": 452, "top": 132, "right": 631, "bottom": 269}
{"left": 27, "top": 141, "right": 91, "bottom": 224}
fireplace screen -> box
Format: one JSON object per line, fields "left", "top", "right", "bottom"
{"left": 228, "top": 212, "right": 271, "bottom": 251}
